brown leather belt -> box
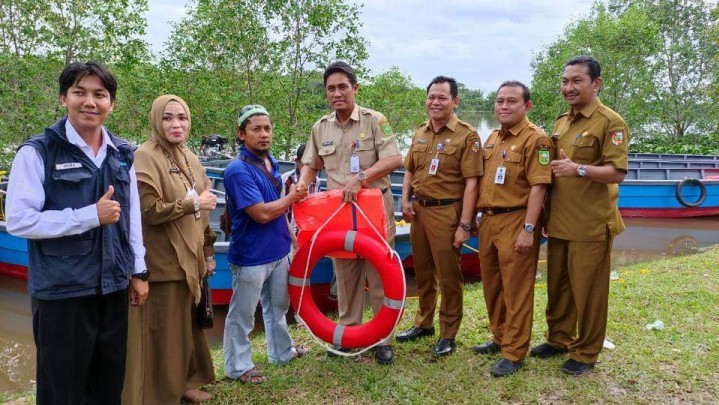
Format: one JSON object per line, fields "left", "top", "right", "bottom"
{"left": 481, "top": 206, "right": 526, "bottom": 216}
{"left": 415, "top": 196, "right": 461, "bottom": 207}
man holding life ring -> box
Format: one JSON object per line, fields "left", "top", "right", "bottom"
{"left": 297, "top": 61, "right": 403, "bottom": 364}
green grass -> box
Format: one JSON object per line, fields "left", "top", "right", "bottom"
{"left": 3, "top": 247, "right": 717, "bottom": 404}
{"left": 203, "top": 246, "right": 719, "bottom": 404}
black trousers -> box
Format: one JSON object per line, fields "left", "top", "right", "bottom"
{"left": 32, "top": 289, "right": 129, "bottom": 405}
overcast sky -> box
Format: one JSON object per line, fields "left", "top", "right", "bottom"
{"left": 145, "top": 0, "right": 595, "bottom": 93}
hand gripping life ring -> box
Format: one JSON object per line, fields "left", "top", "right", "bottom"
{"left": 675, "top": 178, "right": 707, "bottom": 207}
{"left": 288, "top": 229, "right": 405, "bottom": 349}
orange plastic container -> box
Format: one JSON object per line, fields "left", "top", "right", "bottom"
{"left": 293, "top": 189, "right": 388, "bottom": 259}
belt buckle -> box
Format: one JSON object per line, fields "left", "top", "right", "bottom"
{"left": 485, "top": 208, "right": 494, "bottom": 216}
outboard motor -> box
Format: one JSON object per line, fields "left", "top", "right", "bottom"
{"left": 200, "top": 134, "right": 231, "bottom": 159}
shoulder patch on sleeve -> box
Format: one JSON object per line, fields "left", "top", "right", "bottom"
{"left": 610, "top": 130, "right": 625, "bottom": 146}
{"left": 379, "top": 119, "right": 394, "bottom": 136}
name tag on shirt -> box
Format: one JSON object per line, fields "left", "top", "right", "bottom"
{"left": 494, "top": 166, "right": 506, "bottom": 184}
{"left": 55, "top": 162, "right": 82, "bottom": 170}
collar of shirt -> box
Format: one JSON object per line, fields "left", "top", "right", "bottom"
{"left": 329, "top": 104, "right": 361, "bottom": 124}
{"left": 569, "top": 98, "right": 602, "bottom": 121}
{"left": 501, "top": 115, "right": 530, "bottom": 137}
{"left": 65, "top": 120, "right": 116, "bottom": 168}
{"left": 424, "top": 113, "right": 459, "bottom": 134}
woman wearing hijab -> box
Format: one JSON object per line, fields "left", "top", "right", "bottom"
{"left": 122, "top": 95, "right": 217, "bottom": 404}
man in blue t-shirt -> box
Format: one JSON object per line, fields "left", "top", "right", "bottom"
{"left": 222, "top": 105, "right": 308, "bottom": 384}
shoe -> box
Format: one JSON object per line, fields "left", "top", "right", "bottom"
{"left": 561, "top": 358, "right": 595, "bottom": 376}
{"left": 529, "top": 342, "right": 568, "bottom": 359}
{"left": 374, "top": 345, "right": 394, "bottom": 365}
{"left": 472, "top": 340, "right": 501, "bottom": 355}
{"left": 490, "top": 358, "right": 523, "bottom": 377}
{"left": 182, "top": 388, "right": 212, "bottom": 402}
{"left": 326, "top": 345, "right": 352, "bottom": 357}
{"left": 396, "top": 326, "right": 435, "bottom": 342}
{"left": 432, "top": 338, "right": 456, "bottom": 357}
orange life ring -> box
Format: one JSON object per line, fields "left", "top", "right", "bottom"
{"left": 288, "top": 229, "right": 404, "bottom": 348}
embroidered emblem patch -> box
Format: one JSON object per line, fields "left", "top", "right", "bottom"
{"left": 538, "top": 150, "right": 550, "bottom": 166}
{"left": 611, "top": 131, "right": 624, "bottom": 146}
{"left": 322, "top": 140, "right": 334, "bottom": 147}
{"left": 381, "top": 122, "right": 393, "bottom": 136}
{"left": 471, "top": 141, "right": 481, "bottom": 152}
{"left": 359, "top": 132, "right": 366, "bottom": 139}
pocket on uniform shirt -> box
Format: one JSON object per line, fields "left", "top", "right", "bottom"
{"left": 318, "top": 144, "right": 338, "bottom": 171}
{"left": 355, "top": 139, "right": 377, "bottom": 169}
{"left": 503, "top": 150, "right": 523, "bottom": 178}
{"left": 572, "top": 136, "right": 597, "bottom": 163}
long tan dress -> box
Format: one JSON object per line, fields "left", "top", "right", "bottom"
{"left": 122, "top": 95, "right": 216, "bottom": 404}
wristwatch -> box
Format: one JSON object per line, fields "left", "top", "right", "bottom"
{"left": 577, "top": 164, "right": 587, "bottom": 177}
{"left": 357, "top": 171, "right": 367, "bottom": 183}
{"left": 523, "top": 223, "right": 535, "bottom": 233}
{"left": 460, "top": 222, "right": 472, "bottom": 232}
{"left": 205, "top": 255, "right": 215, "bottom": 262}
{"left": 131, "top": 271, "right": 150, "bottom": 281}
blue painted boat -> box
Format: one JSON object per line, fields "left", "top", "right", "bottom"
{"left": 4, "top": 152, "right": 717, "bottom": 304}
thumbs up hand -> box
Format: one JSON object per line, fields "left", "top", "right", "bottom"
{"left": 198, "top": 179, "right": 217, "bottom": 211}
{"left": 550, "top": 148, "right": 579, "bottom": 177}
{"left": 97, "top": 186, "right": 121, "bottom": 224}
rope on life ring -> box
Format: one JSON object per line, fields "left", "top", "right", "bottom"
{"left": 288, "top": 228, "right": 405, "bottom": 351}
{"left": 675, "top": 178, "right": 707, "bottom": 207}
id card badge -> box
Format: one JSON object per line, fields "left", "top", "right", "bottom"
{"left": 428, "top": 157, "right": 439, "bottom": 175}
{"left": 494, "top": 166, "right": 506, "bottom": 184}
{"left": 186, "top": 188, "right": 201, "bottom": 220}
{"left": 350, "top": 153, "right": 360, "bottom": 173}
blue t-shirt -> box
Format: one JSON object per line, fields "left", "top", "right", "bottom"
{"left": 224, "top": 146, "right": 291, "bottom": 266}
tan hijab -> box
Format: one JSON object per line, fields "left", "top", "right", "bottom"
{"left": 135, "top": 95, "right": 211, "bottom": 302}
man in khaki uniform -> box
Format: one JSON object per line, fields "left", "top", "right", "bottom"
{"left": 298, "top": 61, "right": 402, "bottom": 365}
{"left": 397, "top": 76, "right": 482, "bottom": 357}
{"left": 531, "top": 55, "right": 629, "bottom": 376}
{"left": 473, "top": 81, "right": 552, "bottom": 377}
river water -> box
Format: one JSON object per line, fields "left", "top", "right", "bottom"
{"left": 2, "top": 216, "right": 718, "bottom": 396}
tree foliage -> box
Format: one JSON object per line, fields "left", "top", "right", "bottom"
{"left": 358, "top": 67, "right": 426, "bottom": 149}
{"left": 0, "top": 0, "right": 149, "bottom": 65}
{"left": 163, "top": 0, "right": 368, "bottom": 159}
{"left": 530, "top": 0, "right": 718, "bottom": 144}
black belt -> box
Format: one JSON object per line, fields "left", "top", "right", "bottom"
{"left": 481, "top": 207, "right": 526, "bottom": 216}
{"left": 415, "top": 196, "right": 460, "bottom": 207}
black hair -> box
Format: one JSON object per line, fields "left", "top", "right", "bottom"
{"left": 323, "top": 61, "right": 357, "bottom": 86}
{"left": 496, "top": 80, "right": 531, "bottom": 102}
{"left": 565, "top": 55, "right": 601, "bottom": 81}
{"left": 426, "top": 75, "right": 458, "bottom": 98}
{"left": 296, "top": 143, "right": 306, "bottom": 160}
{"left": 58, "top": 61, "right": 118, "bottom": 101}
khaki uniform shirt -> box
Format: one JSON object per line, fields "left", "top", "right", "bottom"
{"left": 303, "top": 104, "right": 401, "bottom": 190}
{"left": 549, "top": 98, "right": 629, "bottom": 241}
{"left": 404, "top": 114, "right": 483, "bottom": 200}
{"left": 478, "top": 116, "right": 553, "bottom": 208}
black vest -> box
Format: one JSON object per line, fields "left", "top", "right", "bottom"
{"left": 23, "top": 117, "right": 136, "bottom": 299}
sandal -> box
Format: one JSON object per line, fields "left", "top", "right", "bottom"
{"left": 238, "top": 368, "right": 267, "bottom": 385}
{"left": 292, "top": 345, "right": 310, "bottom": 359}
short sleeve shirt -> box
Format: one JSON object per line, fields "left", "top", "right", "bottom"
{"left": 404, "top": 114, "right": 483, "bottom": 200}
{"left": 224, "top": 146, "right": 291, "bottom": 266}
{"left": 548, "top": 99, "right": 629, "bottom": 241}
{"left": 302, "top": 104, "right": 401, "bottom": 191}
{"left": 477, "top": 116, "right": 553, "bottom": 208}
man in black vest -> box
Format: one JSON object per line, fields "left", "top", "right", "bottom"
{"left": 5, "top": 61, "right": 148, "bottom": 405}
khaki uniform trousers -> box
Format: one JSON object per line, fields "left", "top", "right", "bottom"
{"left": 545, "top": 235, "right": 612, "bottom": 364}
{"left": 479, "top": 209, "right": 541, "bottom": 362}
{"left": 409, "top": 200, "right": 463, "bottom": 339}
{"left": 333, "top": 189, "right": 396, "bottom": 344}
